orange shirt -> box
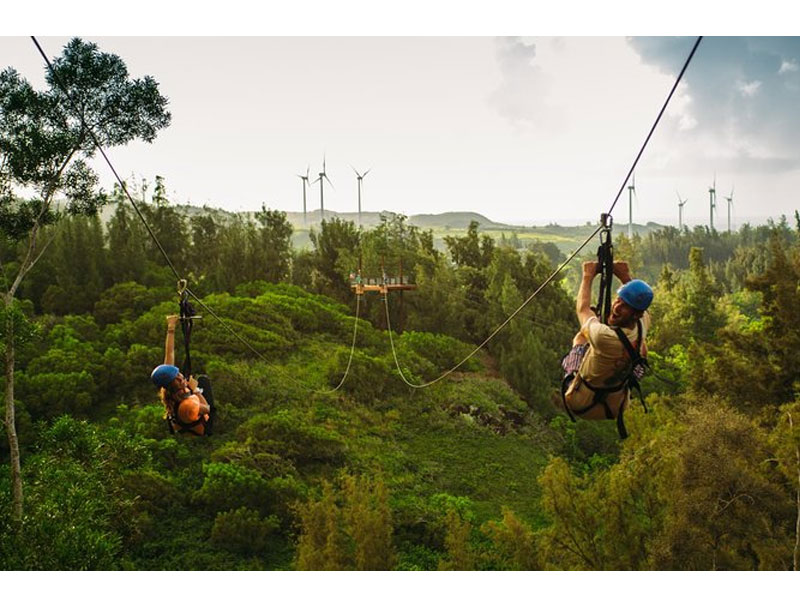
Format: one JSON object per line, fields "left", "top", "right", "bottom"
{"left": 176, "top": 392, "right": 208, "bottom": 435}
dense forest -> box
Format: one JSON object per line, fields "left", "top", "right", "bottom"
{"left": 3, "top": 38, "right": 800, "bottom": 571}
{"left": 1, "top": 185, "right": 799, "bottom": 569}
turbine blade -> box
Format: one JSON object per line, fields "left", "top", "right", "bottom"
{"left": 363, "top": 168, "right": 371, "bottom": 178}
{"left": 324, "top": 174, "right": 335, "bottom": 190}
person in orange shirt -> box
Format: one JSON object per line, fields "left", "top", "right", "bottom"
{"left": 151, "top": 315, "right": 214, "bottom": 436}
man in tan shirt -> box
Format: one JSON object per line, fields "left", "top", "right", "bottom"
{"left": 561, "top": 261, "right": 653, "bottom": 435}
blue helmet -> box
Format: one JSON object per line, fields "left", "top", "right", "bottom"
{"left": 151, "top": 364, "right": 180, "bottom": 388}
{"left": 617, "top": 279, "right": 653, "bottom": 311}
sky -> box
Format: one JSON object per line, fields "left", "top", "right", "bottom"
{"left": 2, "top": 31, "right": 799, "bottom": 228}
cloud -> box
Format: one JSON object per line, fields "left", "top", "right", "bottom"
{"left": 737, "top": 80, "right": 762, "bottom": 97}
{"left": 487, "top": 37, "right": 558, "bottom": 130}
{"left": 779, "top": 59, "right": 799, "bottom": 74}
{"left": 628, "top": 36, "right": 800, "bottom": 172}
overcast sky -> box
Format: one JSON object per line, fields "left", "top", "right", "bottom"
{"left": 2, "top": 35, "right": 799, "bottom": 227}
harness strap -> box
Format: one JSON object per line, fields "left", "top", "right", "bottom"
{"left": 561, "top": 374, "right": 577, "bottom": 423}
{"left": 179, "top": 292, "right": 196, "bottom": 378}
{"left": 616, "top": 399, "right": 628, "bottom": 439}
{"left": 572, "top": 379, "right": 619, "bottom": 420}
{"left": 612, "top": 321, "right": 649, "bottom": 413}
{"left": 596, "top": 223, "right": 614, "bottom": 325}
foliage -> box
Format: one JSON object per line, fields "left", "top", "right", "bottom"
{"left": 294, "top": 474, "right": 394, "bottom": 570}
{"left": 2, "top": 80, "right": 800, "bottom": 573}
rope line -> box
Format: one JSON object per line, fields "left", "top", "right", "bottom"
{"left": 31, "top": 36, "right": 361, "bottom": 395}
{"left": 384, "top": 224, "right": 602, "bottom": 388}
{"left": 31, "top": 36, "right": 183, "bottom": 283}
{"left": 187, "top": 287, "right": 362, "bottom": 395}
{"left": 606, "top": 36, "right": 703, "bottom": 216}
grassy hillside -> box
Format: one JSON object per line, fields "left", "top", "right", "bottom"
{"left": 0, "top": 281, "right": 568, "bottom": 570}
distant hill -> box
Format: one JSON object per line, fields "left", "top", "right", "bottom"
{"left": 98, "top": 201, "right": 666, "bottom": 252}
{"left": 408, "top": 212, "right": 507, "bottom": 229}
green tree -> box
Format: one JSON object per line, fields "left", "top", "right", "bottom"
{"left": 253, "top": 205, "right": 293, "bottom": 283}
{"left": 0, "top": 37, "right": 170, "bottom": 522}
{"left": 308, "top": 218, "right": 360, "bottom": 302}
{"left": 438, "top": 508, "right": 476, "bottom": 570}
{"left": 481, "top": 507, "right": 540, "bottom": 570}
{"left": 106, "top": 199, "right": 151, "bottom": 285}
{"left": 649, "top": 247, "right": 725, "bottom": 350}
{"left": 295, "top": 474, "right": 394, "bottom": 570}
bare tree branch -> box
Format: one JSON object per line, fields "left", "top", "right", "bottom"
{"left": 19, "top": 231, "right": 56, "bottom": 282}
{"left": 8, "top": 148, "right": 76, "bottom": 298}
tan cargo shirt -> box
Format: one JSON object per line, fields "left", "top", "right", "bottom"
{"left": 565, "top": 312, "right": 650, "bottom": 419}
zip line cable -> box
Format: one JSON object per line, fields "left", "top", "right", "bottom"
{"left": 606, "top": 36, "right": 702, "bottom": 216}
{"left": 31, "top": 36, "right": 361, "bottom": 395}
{"left": 383, "top": 36, "right": 704, "bottom": 390}
{"left": 384, "top": 225, "right": 603, "bottom": 388}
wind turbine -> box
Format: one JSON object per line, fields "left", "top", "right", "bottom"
{"left": 676, "top": 191, "right": 688, "bottom": 230}
{"left": 297, "top": 166, "right": 310, "bottom": 226}
{"left": 352, "top": 166, "right": 371, "bottom": 228}
{"left": 708, "top": 174, "right": 717, "bottom": 231}
{"left": 627, "top": 172, "right": 636, "bottom": 239}
{"left": 725, "top": 186, "right": 735, "bottom": 233}
{"left": 311, "top": 156, "right": 334, "bottom": 222}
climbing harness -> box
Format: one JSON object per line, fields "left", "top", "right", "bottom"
{"left": 560, "top": 320, "right": 648, "bottom": 439}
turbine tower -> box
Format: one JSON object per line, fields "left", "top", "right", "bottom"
{"left": 676, "top": 191, "right": 688, "bottom": 230}
{"left": 311, "top": 156, "right": 334, "bottom": 222}
{"left": 725, "top": 186, "right": 735, "bottom": 233}
{"left": 627, "top": 172, "right": 636, "bottom": 239}
{"left": 297, "top": 166, "right": 310, "bottom": 226}
{"left": 708, "top": 175, "right": 717, "bottom": 231}
{"left": 352, "top": 166, "right": 371, "bottom": 228}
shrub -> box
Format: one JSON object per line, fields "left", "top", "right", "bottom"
{"left": 210, "top": 507, "right": 279, "bottom": 555}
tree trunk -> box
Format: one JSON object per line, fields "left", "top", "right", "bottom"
{"left": 3, "top": 293, "right": 23, "bottom": 524}
{"left": 788, "top": 412, "right": 800, "bottom": 571}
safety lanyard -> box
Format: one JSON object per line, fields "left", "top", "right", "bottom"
{"left": 177, "top": 280, "right": 196, "bottom": 377}
{"left": 596, "top": 213, "right": 614, "bottom": 325}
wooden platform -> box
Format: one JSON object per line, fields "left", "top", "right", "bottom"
{"left": 350, "top": 275, "right": 416, "bottom": 295}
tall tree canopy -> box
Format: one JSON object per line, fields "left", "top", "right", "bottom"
{"left": 0, "top": 37, "right": 170, "bottom": 523}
